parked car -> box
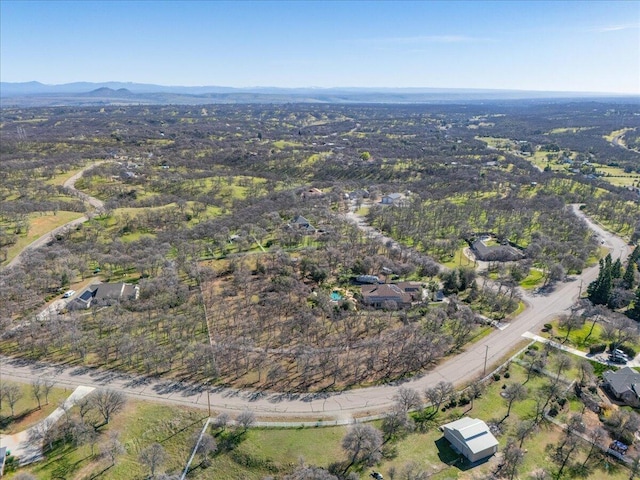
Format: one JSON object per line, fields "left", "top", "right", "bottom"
{"left": 609, "top": 354, "right": 627, "bottom": 364}
{"left": 62, "top": 290, "right": 76, "bottom": 298}
{"left": 370, "top": 473, "right": 384, "bottom": 480}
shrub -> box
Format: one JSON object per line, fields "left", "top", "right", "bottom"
{"left": 589, "top": 344, "right": 607, "bottom": 354}
{"left": 610, "top": 343, "right": 636, "bottom": 358}
{"left": 493, "top": 373, "right": 501, "bottom": 381}
{"left": 504, "top": 371, "right": 511, "bottom": 379}
{"left": 544, "top": 323, "right": 553, "bottom": 330}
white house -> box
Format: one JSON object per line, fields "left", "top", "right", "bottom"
{"left": 441, "top": 417, "right": 498, "bottom": 463}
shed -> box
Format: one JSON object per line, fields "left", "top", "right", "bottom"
{"left": 441, "top": 417, "right": 498, "bottom": 463}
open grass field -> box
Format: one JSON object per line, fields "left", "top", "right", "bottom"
{"left": 604, "top": 128, "right": 634, "bottom": 143}
{"left": 0, "top": 381, "right": 71, "bottom": 435}
{"left": 2, "top": 211, "right": 84, "bottom": 265}
{"left": 594, "top": 165, "right": 640, "bottom": 188}
{"left": 44, "top": 167, "right": 85, "bottom": 186}
{"left": 6, "top": 358, "right": 636, "bottom": 479}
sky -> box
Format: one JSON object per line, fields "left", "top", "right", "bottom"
{"left": 1, "top": 0, "right": 639, "bottom": 94}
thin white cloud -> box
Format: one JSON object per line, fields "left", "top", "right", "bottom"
{"left": 361, "top": 34, "right": 493, "bottom": 45}
{"left": 593, "top": 23, "right": 640, "bottom": 33}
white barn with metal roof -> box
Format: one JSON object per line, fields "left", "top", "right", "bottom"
{"left": 441, "top": 417, "right": 498, "bottom": 463}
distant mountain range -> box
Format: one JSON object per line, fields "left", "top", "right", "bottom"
{"left": 1, "top": 81, "right": 637, "bottom": 107}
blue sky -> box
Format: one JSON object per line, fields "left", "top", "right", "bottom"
{"left": 1, "top": 0, "right": 639, "bottom": 93}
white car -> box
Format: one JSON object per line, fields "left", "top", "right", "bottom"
{"left": 62, "top": 290, "right": 76, "bottom": 298}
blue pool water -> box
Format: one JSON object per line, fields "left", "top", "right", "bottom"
{"left": 330, "top": 291, "right": 343, "bottom": 301}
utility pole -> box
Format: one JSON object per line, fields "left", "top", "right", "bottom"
{"left": 483, "top": 345, "right": 489, "bottom": 376}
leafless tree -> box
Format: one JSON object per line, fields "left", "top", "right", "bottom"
{"left": 558, "top": 313, "right": 584, "bottom": 343}
{"left": 5, "top": 384, "right": 22, "bottom": 417}
{"left": 552, "top": 432, "right": 580, "bottom": 478}
{"left": 284, "top": 465, "right": 338, "bottom": 480}
{"left": 0, "top": 381, "right": 7, "bottom": 411}
{"left": 424, "top": 381, "right": 454, "bottom": 416}
{"left": 577, "top": 358, "right": 595, "bottom": 386}
{"left": 523, "top": 351, "right": 547, "bottom": 384}
{"left": 393, "top": 386, "right": 422, "bottom": 412}
{"left": 397, "top": 461, "right": 430, "bottom": 480}
{"left": 582, "top": 427, "right": 607, "bottom": 468}
{"left": 101, "top": 431, "right": 125, "bottom": 466}
{"left": 31, "top": 378, "right": 43, "bottom": 409}
{"left": 381, "top": 406, "right": 415, "bottom": 442}
{"left": 552, "top": 353, "right": 572, "bottom": 385}
{"left": 341, "top": 423, "right": 383, "bottom": 474}
{"left": 514, "top": 419, "right": 537, "bottom": 448}
{"left": 28, "top": 417, "right": 57, "bottom": 451}
{"left": 140, "top": 442, "right": 166, "bottom": 477}
{"left": 502, "top": 383, "right": 527, "bottom": 420}
{"left": 194, "top": 432, "right": 217, "bottom": 468}
{"left": 212, "top": 412, "right": 231, "bottom": 431}
{"left": 236, "top": 409, "right": 256, "bottom": 431}
{"left": 500, "top": 438, "right": 524, "bottom": 480}
{"left": 603, "top": 314, "right": 639, "bottom": 351}
{"left": 90, "top": 388, "right": 126, "bottom": 427}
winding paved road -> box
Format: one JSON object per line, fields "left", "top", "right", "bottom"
{"left": 4, "top": 162, "right": 105, "bottom": 270}
{"left": 1, "top": 203, "right": 631, "bottom": 420}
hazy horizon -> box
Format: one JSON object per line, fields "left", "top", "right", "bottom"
{"left": 1, "top": 1, "right": 639, "bottom": 95}
{"left": 3, "top": 80, "right": 637, "bottom": 96}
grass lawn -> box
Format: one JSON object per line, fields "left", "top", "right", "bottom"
{"left": 520, "top": 268, "right": 544, "bottom": 289}
{"left": 550, "top": 318, "right": 640, "bottom": 352}
{"left": 441, "top": 246, "right": 475, "bottom": 269}
{"left": 2, "top": 211, "right": 84, "bottom": 265}
{"left": 19, "top": 402, "right": 204, "bottom": 479}
{"left": 272, "top": 140, "right": 304, "bottom": 149}
{"left": 44, "top": 166, "right": 86, "bottom": 186}
{"left": 594, "top": 165, "right": 640, "bottom": 188}
{"left": 8, "top": 359, "right": 636, "bottom": 479}
{"left": 0, "top": 381, "right": 71, "bottom": 435}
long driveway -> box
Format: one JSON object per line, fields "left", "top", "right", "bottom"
{"left": 4, "top": 162, "right": 105, "bottom": 270}
{"left": 0, "top": 205, "right": 630, "bottom": 420}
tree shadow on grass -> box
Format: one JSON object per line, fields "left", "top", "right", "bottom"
{"left": 0, "top": 407, "right": 40, "bottom": 429}
{"left": 435, "top": 437, "right": 494, "bottom": 472}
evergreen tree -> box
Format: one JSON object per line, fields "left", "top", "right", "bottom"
{"left": 612, "top": 257, "right": 623, "bottom": 279}
{"left": 623, "top": 260, "right": 636, "bottom": 289}
{"left": 630, "top": 287, "right": 640, "bottom": 320}
{"left": 588, "top": 254, "right": 613, "bottom": 306}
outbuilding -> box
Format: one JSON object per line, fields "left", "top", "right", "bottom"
{"left": 441, "top": 417, "right": 498, "bottom": 463}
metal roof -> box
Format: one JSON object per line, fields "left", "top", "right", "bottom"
{"left": 442, "top": 417, "right": 498, "bottom": 454}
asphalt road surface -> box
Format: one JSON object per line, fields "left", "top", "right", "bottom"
{"left": 0, "top": 204, "right": 631, "bottom": 420}
{"left": 4, "top": 162, "right": 105, "bottom": 270}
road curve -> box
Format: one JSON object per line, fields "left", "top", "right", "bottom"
{"left": 4, "top": 162, "right": 105, "bottom": 270}
{"left": 0, "top": 205, "right": 632, "bottom": 420}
